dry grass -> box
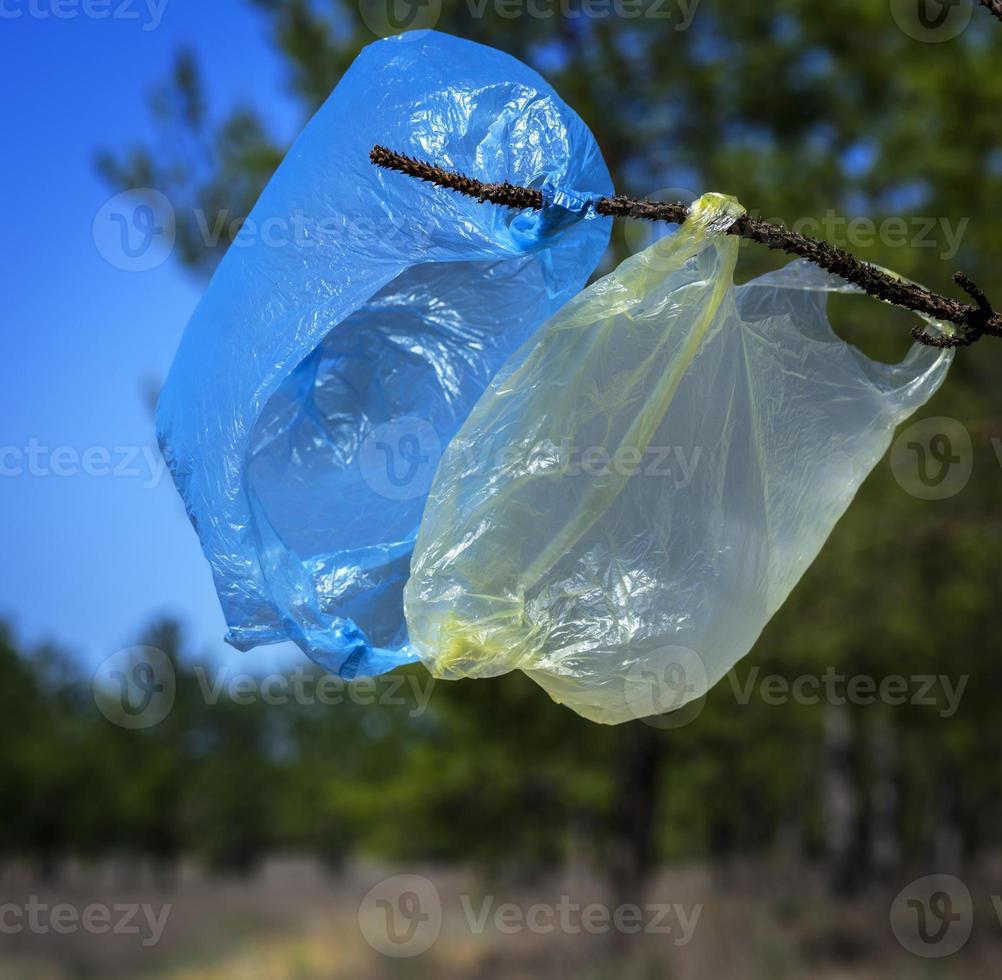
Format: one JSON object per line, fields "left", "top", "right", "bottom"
{"left": 0, "top": 859, "right": 998, "bottom": 980}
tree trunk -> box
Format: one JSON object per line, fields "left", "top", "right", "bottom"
{"left": 868, "top": 711, "right": 900, "bottom": 881}
{"left": 607, "top": 722, "right": 661, "bottom": 919}
{"left": 822, "top": 700, "right": 863, "bottom": 896}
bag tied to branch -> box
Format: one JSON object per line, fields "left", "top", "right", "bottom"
{"left": 404, "top": 193, "right": 953, "bottom": 724}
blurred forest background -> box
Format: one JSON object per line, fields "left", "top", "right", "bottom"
{"left": 5, "top": 1, "right": 1002, "bottom": 977}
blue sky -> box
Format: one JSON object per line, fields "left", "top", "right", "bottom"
{"left": 0, "top": 1, "right": 306, "bottom": 668}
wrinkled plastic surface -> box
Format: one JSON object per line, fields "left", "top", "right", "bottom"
{"left": 404, "top": 193, "right": 953, "bottom": 724}
{"left": 157, "top": 31, "right": 612, "bottom": 678}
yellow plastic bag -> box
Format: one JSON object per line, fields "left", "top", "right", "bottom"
{"left": 404, "top": 194, "right": 953, "bottom": 724}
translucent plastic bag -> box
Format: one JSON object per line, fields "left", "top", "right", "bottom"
{"left": 404, "top": 193, "right": 953, "bottom": 724}
{"left": 157, "top": 31, "right": 612, "bottom": 677}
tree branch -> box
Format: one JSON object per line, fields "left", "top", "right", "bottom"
{"left": 371, "top": 145, "right": 1002, "bottom": 349}
{"left": 980, "top": 0, "right": 1002, "bottom": 24}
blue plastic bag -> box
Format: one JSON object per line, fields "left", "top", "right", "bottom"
{"left": 157, "top": 31, "right": 612, "bottom": 677}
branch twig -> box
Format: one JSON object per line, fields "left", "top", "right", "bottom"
{"left": 980, "top": 0, "right": 1002, "bottom": 24}
{"left": 371, "top": 145, "right": 1002, "bottom": 349}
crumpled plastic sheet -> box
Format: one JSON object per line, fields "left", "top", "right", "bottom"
{"left": 404, "top": 193, "right": 953, "bottom": 724}
{"left": 156, "top": 30, "right": 613, "bottom": 678}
